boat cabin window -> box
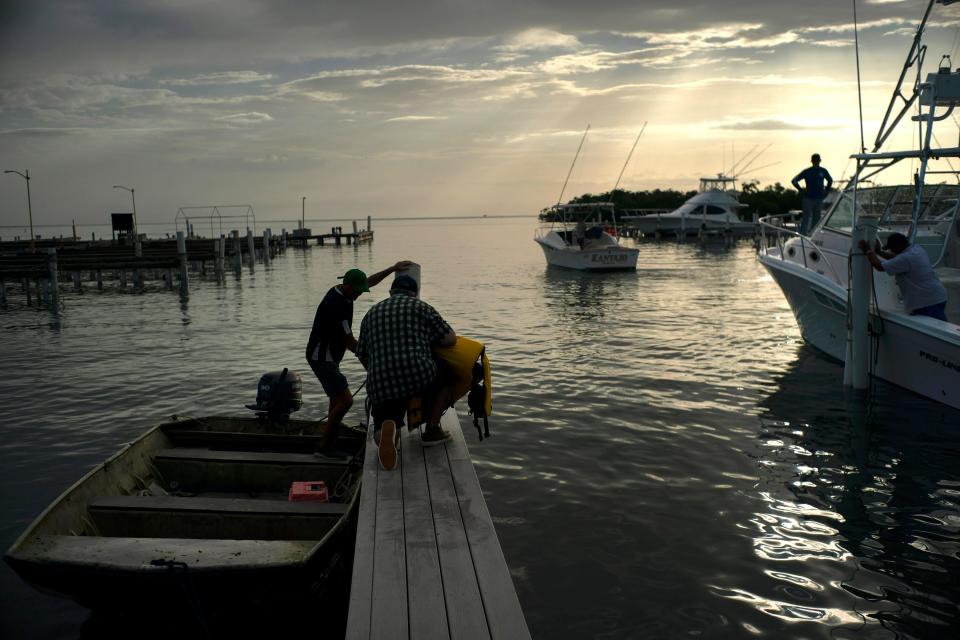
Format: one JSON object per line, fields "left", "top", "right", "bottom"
{"left": 823, "top": 193, "right": 856, "bottom": 232}
{"left": 705, "top": 205, "right": 726, "bottom": 215}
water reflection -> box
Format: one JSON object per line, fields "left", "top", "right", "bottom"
{"left": 540, "top": 268, "right": 639, "bottom": 331}
{"left": 719, "top": 347, "right": 960, "bottom": 637}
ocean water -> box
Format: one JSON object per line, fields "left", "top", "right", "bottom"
{"left": 1, "top": 217, "right": 958, "bottom": 639}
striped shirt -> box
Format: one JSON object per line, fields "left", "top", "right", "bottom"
{"left": 356, "top": 293, "right": 452, "bottom": 404}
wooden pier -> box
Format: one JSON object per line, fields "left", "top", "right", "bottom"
{"left": 347, "top": 410, "right": 530, "bottom": 640}
{"left": 289, "top": 218, "right": 374, "bottom": 248}
{"left": 0, "top": 229, "right": 285, "bottom": 311}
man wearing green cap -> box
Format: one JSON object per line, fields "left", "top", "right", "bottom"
{"left": 306, "top": 261, "right": 412, "bottom": 458}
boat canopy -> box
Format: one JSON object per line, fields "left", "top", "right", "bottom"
{"left": 699, "top": 174, "right": 738, "bottom": 193}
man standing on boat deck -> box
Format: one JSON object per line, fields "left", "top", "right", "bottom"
{"left": 791, "top": 153, "right": 833, "bottom": 235}
{"left": 356, "top": 275, "right": 457, "bottom": 471}
{"left": 306, "top": 261, "right": 412, "bottom": 459}
{"left": 859, "top": 233, "right": 949, "bottom": 321}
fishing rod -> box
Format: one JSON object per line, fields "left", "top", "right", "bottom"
{"left": 610, "top": 123, "right": 647, "bottom": 196}
{"left": 726, "top": 143, "right": 759, "bottom": 176}
{"left": 608, "top": 123, "right": 647, "bottom": 237}
{"left": 735, "top": 142, "right": 773, "bottom": 177}
{"left": 556, "top": 124, "right": 591, "bottom": 211}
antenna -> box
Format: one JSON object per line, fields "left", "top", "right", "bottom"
{"left": 610, "top": 123, "right": 647, "bottom": 196}
{"left": 556, "top": 125, "right": 590, "bottom": 207}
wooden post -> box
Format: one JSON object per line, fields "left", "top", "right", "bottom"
{"left": 72, "top": 271, "right": 82, "bottom": 291}
{"left": 232, "top": 230, "right": 241, "bottom": 273}
{"left": 281, "top": 229, "right": 287, "bottom": 249}
{"left": 177, "top": 231, "right": 189, "bottom": 296}
{"left": 246, "top": 228, "right": 256, "bottom": 269}
{"left": 352, "top": 220, "right": 358, "bottom": 238}
{"left": 263, "top": 229, "right": 272, "bottom": 265}
{"left": 96, "top": 270, "right": 103, "bottom": 290}
{"left": 367, "top": 215, "right": 372, "bottom": 232}
{"left": 133, "top": 233, "right": 143, "bottom": 289}
{"left": 23, "top": 278, "right": 31, "bottom": 305}
{"left": 120, "top": 269, "right": 127, "bottom": 288}
{"left": 213, "top": 238, "right": 222, "bottom": 280}
{"left": 47, "top": 248, "right": 59, "bottom": 313}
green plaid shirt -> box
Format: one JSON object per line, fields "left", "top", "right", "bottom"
{"left": 356, "top": 293, "right": 452, "bottom": 404}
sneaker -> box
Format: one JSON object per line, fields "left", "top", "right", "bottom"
{"left": 378, "top": 420, "right": 398, "bottom": 471}
{"left": 421, "top": 426, "right": 452, "bottom": 447}
{"left": 313, "top": 445, "right": 347, "bottom": 461}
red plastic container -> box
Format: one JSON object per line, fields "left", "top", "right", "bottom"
{"left": 288, "top": 481, "right": 329, "bottom": 503}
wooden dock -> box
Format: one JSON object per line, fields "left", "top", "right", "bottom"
{"left": 0, "top": 230, "right": 285, "bottom": 311}
{"left": 346, "top": 410, "right": 530, "bottom": 640}
{"left": 289, "top": 218, "right": 374, "bottom": 247}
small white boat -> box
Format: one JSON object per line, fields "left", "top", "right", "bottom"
{"left": 534, "top": 202, "right": 639, "bottom": 271}
{"left": 621, "top": 175, "right": 756, "bottom": 237}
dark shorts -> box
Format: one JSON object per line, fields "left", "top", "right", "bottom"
{"left": 370, "top": 359, "right": 455, "bottom": 432}
{"left": 911, "top": 301, "right": 948, "bottom": 322}
{"left": 308, "top": 359, "right": 349, "bottom": 397}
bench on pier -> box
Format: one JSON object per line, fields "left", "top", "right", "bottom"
{"left": 346, "top": 410, "right": 530, "bottom": 640}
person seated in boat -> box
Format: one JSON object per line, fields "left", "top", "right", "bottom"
{"left": 859, "top": 233, "right": 949, "bottom": 321}
{"left": 574, "top": 219, "right": 587, "bottom": 249}
{"left": 306, "top": 261, "right": 413, "bottom": 459}
{"left": 355, "top": 275, "right": 458, "bottom": 470}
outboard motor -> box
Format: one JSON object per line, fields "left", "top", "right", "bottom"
{"left": 246, "top": 368, "right": 303, "bottom": 420}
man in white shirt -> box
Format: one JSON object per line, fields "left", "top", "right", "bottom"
{"left": 859, "top": 232, "right": 948, "bottom": 321}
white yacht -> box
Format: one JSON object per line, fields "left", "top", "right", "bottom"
{"left": 757, "top": 0, "right": 960, "bottom": 409}
{"left": 621, "top": 176, "right": 756, "bottom": 237}
{"left": 534, "top": 202, "right": 639, "bottom": 271}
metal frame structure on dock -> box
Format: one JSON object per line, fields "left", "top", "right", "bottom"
{"left": 346, "top": 410, "right": 530, "bottom": 640}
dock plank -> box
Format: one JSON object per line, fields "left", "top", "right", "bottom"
{"left": 369, "top": 430, "right": 408, "bottom": 640}
{"left": 346, "top": 409, "right": 528, "bottom": 640}
{"left": 400, "top": 425, "right": 449, "bottom": 639}
{"left": 423, "top": 415, "right": 490, "bottom": 640}
{"left": 445, "top": 415, "right": 531, "bottom": 640}
{"left": 345, "top": 426, "right": 381, "bottom": 640}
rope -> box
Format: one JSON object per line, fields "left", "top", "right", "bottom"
{"left": 149, "top": 559, "right": 212, "bottom": 639}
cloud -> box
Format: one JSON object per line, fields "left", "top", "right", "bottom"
{"left": 0, "top": 127, "right": 90, "bottom": 137}
{"left": 161, "top": 71, "right": 274, "bottom": 86}
{"left": 383, "top": 115, "right": 448, "bottom": 122}
{"left": 714, "top": 119, "right": 825, "bottom": 131}
{"left": 214, "top": 112, "right": 274, "bottom": 125}
{"left": 498, "top": 28, "right": 581, "bottom": 52}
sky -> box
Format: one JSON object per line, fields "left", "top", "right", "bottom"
{"left": 3, "top": 0, "right": 960, "bottom": 230}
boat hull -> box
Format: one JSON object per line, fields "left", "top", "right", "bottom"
{"left": 630, "top": 217, "right": 756, "bottom": 237}
{"left": 760, "top": 254, "right": 960, "bottom": 409}
{"left": 535, "top": 238, "right": 638, "bottom": 271}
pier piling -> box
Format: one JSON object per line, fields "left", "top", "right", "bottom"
{"left": 177, "top": 231, "right": 189, "bottom": 297}
{"left": 47, "top": 249, "right": 59, "bottom": 313}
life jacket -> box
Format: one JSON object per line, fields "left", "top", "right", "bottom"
{"left": 406, "top": 337, "right": 492, "bottom": 438}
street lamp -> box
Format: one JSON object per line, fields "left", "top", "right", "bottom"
{"left": 4, "top": 169, "right": 34, "bottom": 250}
{"left": 113, "top": 185, "right": 138, "bottom": 236}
